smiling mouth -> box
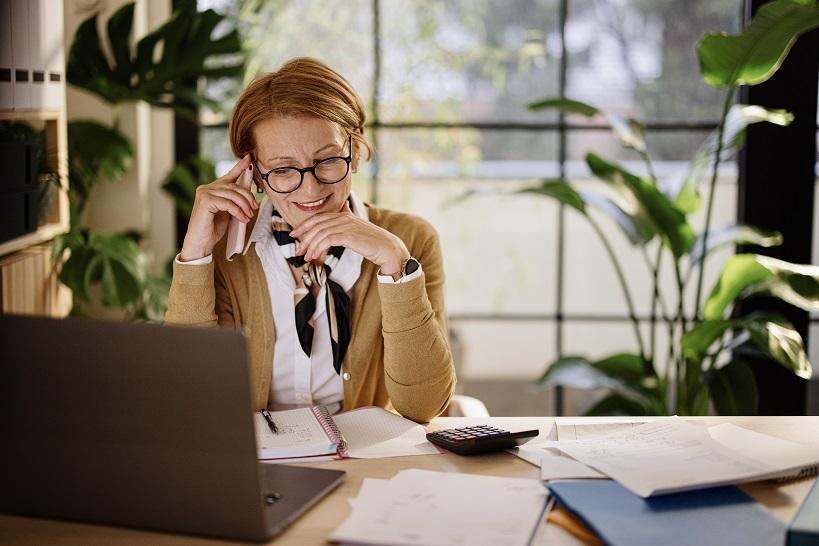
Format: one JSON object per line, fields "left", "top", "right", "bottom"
{"left": 295, "top": 196, "right": 329, "bottom": 210}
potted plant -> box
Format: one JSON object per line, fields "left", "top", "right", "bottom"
{"left": 55, "top": 0, "right": 244, "bottom": 320}
{"left": 526, "top": 0, "right": 819, "bottom": 415}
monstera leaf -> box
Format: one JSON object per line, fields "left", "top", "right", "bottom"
{"left": 161, "top": 155, "right": 218, "bottom": 219}
{"left": 67, "top": 120, "right": 133, "bottom": 214}
{"left": 698, "top": 0, "right": 819, "bottom": 88}
{"left": 54, "top": 229, "right": 145, "bottom": 308}
{"left": 67, "top": 0, "right": 244, "bottom": 116}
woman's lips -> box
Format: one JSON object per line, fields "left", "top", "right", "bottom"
{"left": 293, "top": 196, "right": 329, "bottom": 212}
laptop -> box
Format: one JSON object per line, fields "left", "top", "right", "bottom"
{"left": 0, "top": 314, "right": 345, "bottom": 542}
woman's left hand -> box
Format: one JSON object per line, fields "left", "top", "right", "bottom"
{"left": 290, "top": 203, "right": 410, "bottom": 276}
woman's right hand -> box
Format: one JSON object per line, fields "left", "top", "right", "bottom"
{"left": 179, "top": 155, "right": 259, "bottom": 261}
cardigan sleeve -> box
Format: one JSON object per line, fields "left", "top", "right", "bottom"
{"left": 378, "top": 221, "right": 456, "bottom": 423}
{"left": 164, "top": 257, "right": 236, "bottom": 328}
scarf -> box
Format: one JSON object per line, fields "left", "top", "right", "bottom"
{"left": 270, "top": 208, "right": 351, "bottom": 374}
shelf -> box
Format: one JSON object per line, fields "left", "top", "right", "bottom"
{"left": 0, "top": 221, "right": 69, "bottom": 257}
{"left": 0, "top": 109, "right": 70, "bottom": 259}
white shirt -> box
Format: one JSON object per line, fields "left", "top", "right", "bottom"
{"left": 176, "top": 191, "right": 422, "bottom": 413}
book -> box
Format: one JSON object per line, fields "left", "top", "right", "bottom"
{"left": 547, "top": 480, "right": 786, "bottom": 546}
{"left": 788, "top": 477, "right": 819, "bottom": 546}
{"left": 254, "top": 405, "right": 439, "bottom": 461}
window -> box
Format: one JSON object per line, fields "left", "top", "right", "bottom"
{"left": 199, "top": 0, "right": 745, "bottom": 414}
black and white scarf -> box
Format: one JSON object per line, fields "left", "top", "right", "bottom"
{"left": 270, "top": 209, "right": 351, "bottom": 374}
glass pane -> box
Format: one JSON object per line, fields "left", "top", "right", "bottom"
{"left": 376, "top": 129, "right": 559, "bottom": 315}
{"left": 565, "top": 0, "right": 742, "bottom": 123}
{"left": 200, "top": 0, "right": 374, "bottom": 124}
{"left": 380, "top": 0, "right": 561, "bottom": 122}
{"left": 450, "top": 320, "right": 556, "bottom": 379}
{"left": 562, "top": 319, "right": 673, "bottom": 376}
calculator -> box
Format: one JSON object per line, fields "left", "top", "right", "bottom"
{"left": 426, "top": 425, "right": 539, "bottom": 455}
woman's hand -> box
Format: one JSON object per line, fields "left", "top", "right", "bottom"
{"left": 290, "top": 203, "right": 410, "bottom": 276}
{"left": 179, "top": 156, "right": 259, "bottom": 261}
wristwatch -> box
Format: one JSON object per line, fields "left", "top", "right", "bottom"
{"left": 392, "top": 257, "right": 420, "bottom": 281}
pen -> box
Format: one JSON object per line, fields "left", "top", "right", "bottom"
{"left": 261, "top": 410, "right": 279, "bottom": 434}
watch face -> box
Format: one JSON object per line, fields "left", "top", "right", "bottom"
{"left": 405, "top": 257, "right": 420, "bottom": 275}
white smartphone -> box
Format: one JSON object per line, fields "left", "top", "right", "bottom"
{"left": 225, "top": 168, "right": 254, "bottom": 262}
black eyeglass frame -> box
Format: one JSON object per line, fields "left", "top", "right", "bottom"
{"left": 252, "top": 135, "right": 353, "bottom": 194}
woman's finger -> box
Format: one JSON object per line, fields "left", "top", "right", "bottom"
{"left": 297, "top": 217, "right": 352, "bottom": 254}
{"left": 205, "top": 195, "right": 251, "bottom": 222}
{"left": 208, "top": 186, "right": 257, "bottom": 217}
{"left": 221, "top": 154, "right": 252, "bottom": 182}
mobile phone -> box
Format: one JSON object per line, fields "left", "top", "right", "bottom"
{"left": 225, "top": 168, "right": 253, "bottom": 262}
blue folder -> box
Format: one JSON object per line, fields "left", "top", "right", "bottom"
{"left": 547, "top": 480, "right": 786, "bottom": 546}
{"left": 788, "top": 478, "right": 819, "bottom": 546}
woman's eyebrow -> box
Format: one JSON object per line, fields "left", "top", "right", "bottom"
{"left": 265, "top": 143, "right": 340, "bottom": 163}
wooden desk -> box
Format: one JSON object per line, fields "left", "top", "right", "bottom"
{"left": 1, "top": 416, "right": 817, "bottom": 545}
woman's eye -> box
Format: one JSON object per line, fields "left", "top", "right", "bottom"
{"left": 271, "top": 168, "right": 292, "bottom": 176}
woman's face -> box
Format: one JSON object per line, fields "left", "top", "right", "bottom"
{"left": 252, "top": 116, "right": 352, "bottom": 228}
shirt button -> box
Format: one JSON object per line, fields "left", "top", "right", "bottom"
{"left": 342, "top": 372, "right": 351, "bottom": 381}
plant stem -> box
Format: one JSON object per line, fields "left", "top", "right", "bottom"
{"left": 693, "top": 87, "right": 735, "bottom": 319}
{"left": 641, "top": 243, "right": 665, "bottom": 366}
{"left": 673, "top": 259, "right": 687, "bottom": 413}
{"left": 588, "top": 216, "right": 648, "bottom": 361}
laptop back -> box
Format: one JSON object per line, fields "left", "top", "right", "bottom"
{"left": 1, "top": 315, "right": 269, "bottom": 540}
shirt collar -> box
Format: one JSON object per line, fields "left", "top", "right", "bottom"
{"left": 243, "top": 191, "right": 369, "bottom": 255}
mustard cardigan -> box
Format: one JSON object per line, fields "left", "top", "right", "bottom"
{"left": 164, "top": 204, "right": 456, "bottom": 423}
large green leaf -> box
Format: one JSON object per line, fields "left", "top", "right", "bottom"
{"left": 689, "top": 224, "right": 783, "bottom": 267}
{"left": 580, "top": 191, "right": 656, "bottom": 245}
{"left": 518, "top": 179, "right": 656, "bottom": 245}
{"left": 742, "top": 315, "right": 812, "bottom": 379}
{"left": 681, "top": 320, "right": 734, "bottom": 360}
{"left": 535, "top": 356, "right": 624, "bottom": 391}
{"left": 704, "top": 254, "right": 819, "bottom": 319}
{"left": 707, "top": 360, "right": 758, "bottom": 415}
{"left": 67, "top": 120, "right": 133, "bottom": 215}
{"left": 704, "top": 254, "right": 774, "bottom": 319}
{"left": 527, "top": 97, "right": 598, "bottom": 116}
{"left": 663, "top": 105, "right": 793, "bottom": 213}
{"left": 586, "top": 153, "right": 695, "bottom": 257}
{"left": 67, "top": 1, "right": 244, "bottom": 115}
{"left": 161, "top": 156, "right": 217, "bottom": 219}
{"left": 583, "top": 392, "right": 651, "bottom": 416}
{"left": 57, "top": 230, "right": 145, "bottom": 308}
{"left": 698, "top": 0, "right": 819, "bottom": 88}
{"left": 518, "top": 179, "right": 586, "bottom": 213}
{"left": 527, "top": 97, "right": 647, "bottom": 154}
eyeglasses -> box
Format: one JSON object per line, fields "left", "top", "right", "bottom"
{"left": 252, "top": 135, "right": 353, "bottom": 194}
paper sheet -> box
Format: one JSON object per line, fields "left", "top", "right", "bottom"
{"left": 332, "top": 469, "right": 549, "bottom": 546}
{"left": 554, "top": 418, "right": 775, "bottom": 497}
{"left": 333, "top": 407, "right": 439, "bottom": 458}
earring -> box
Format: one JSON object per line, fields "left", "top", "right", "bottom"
{"left": 255, "top": 183, "right": 264, "bottom": 194}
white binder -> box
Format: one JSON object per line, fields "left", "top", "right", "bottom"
{"left": 28, "top": 0, "right": 46, "bottom": 109}
{"left": 0, "top": 0, "right": 13, "bottom": 110}
{"left": 10, "top": 0, "right": 31, "bottom": 110}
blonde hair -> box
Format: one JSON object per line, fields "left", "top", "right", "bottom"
{"left": 229, "top": 58, "right": 372, "bottom": 175}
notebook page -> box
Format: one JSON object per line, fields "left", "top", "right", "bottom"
{"left": 332, "top": 406, "right": 439, "bottom": 458}
{"left": 254, "top": 408, "right": 337, "bottom": 459}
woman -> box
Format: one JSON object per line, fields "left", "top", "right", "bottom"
{"left": 165, "top": 58, "right": 456, "bottom": 423}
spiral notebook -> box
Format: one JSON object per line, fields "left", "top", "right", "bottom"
{"left": 253, "top": 405, "right": 438, "bottom": 461}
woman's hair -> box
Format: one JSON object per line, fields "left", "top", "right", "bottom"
{"left": 229, "top": 58, "right": 372, "bottom": 173}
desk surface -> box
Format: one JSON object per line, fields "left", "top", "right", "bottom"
{"left": 2, "top": 416, "right": 817, "bottom": 546}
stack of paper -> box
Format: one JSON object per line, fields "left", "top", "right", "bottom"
{"left": 331, "top": 469, "right": 549, "bottom": 546}
{"left": 552, "top": 418, "right": 819, "bottom": 497}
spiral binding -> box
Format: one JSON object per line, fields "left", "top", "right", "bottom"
{"left": 311, "top": 405, "right": 349, "bottom": 458}
{"left": 775, "top": 463, "right": 819, "bottom": 482}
